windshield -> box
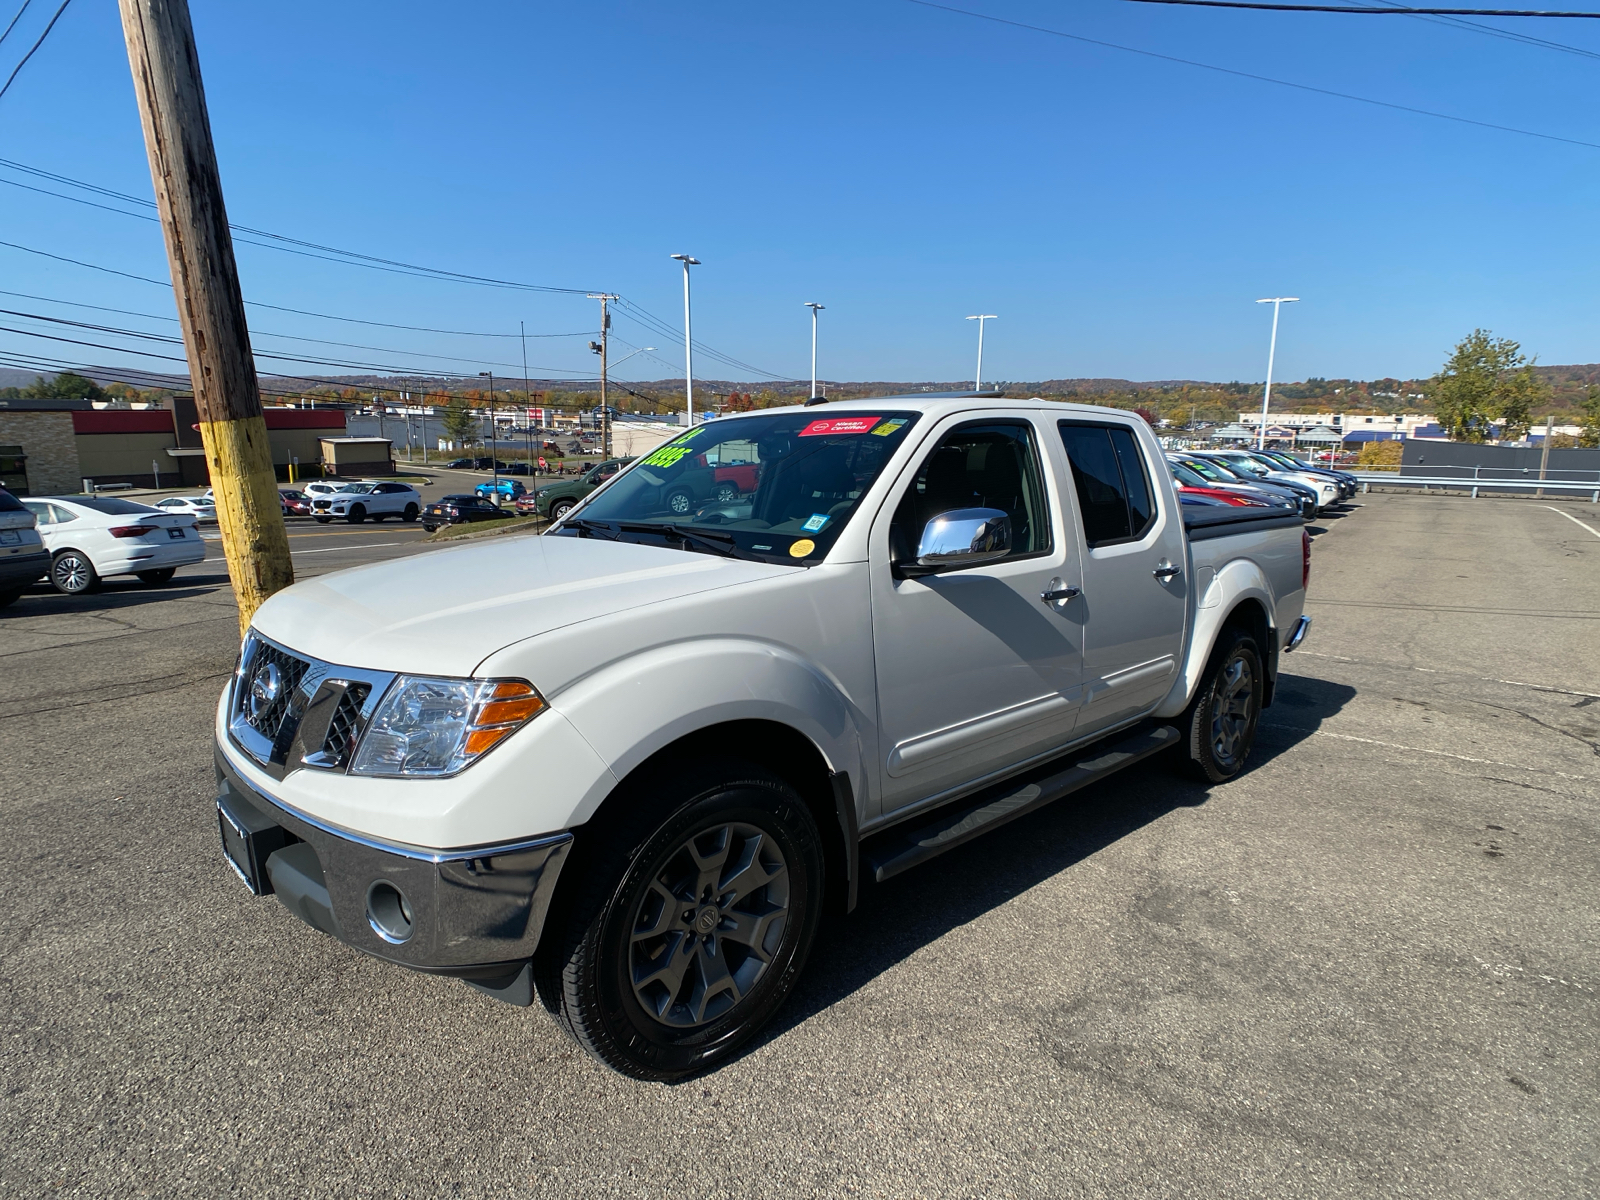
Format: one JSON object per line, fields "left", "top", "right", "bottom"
{"left": 560, "top": 410, "right": 922, "bottom": 563}
{"left": 1169, "top": 460, "right": 1213, "bottom": 489}
{"left": 339, "top": 483, "right": 377, "bottom": 494}
{"left": 1180, "top": 457, "right": 1240, "bottom": 484}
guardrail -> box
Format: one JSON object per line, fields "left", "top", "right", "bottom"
{"left": 1352, "top": 473, "right": 1600, "bottom": 501}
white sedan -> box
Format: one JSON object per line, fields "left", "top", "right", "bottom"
{"left": 21, "top": 495, "right": 206, "bottom": 594}
{"left": 151, "top": 495, "right": 219, "bottom": 523}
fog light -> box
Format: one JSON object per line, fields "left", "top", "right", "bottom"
{"left": 366, "top": 880, "right": 414, "bottom": 944}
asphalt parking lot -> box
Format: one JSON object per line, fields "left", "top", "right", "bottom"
{"left": 1, "top": 493, "right": 1597, "bottom": 1198}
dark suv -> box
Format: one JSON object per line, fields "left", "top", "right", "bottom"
{"left": 527, "top": 457, "right": 634, "bottom": 520}
{"left": 0, "top": 488, "right": 48, "bottom": 607}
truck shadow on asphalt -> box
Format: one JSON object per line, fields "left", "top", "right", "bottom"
{"left": 0, "top": 573, "right": 233, "bottom": 617}
{"left": 739, "top": 672, "right": 1358, "bottom": 1068}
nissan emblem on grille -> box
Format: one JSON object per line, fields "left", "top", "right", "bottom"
{"left": 248, "top": 661, "right": 282, "bottom": 720}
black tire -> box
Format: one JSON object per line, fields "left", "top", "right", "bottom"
{"left": 715, "top": 482, "right": 739, "bottom": 503}
{"left": 1179, "top": 626, "right": 1264, "bottom": 784}
{"left": 49, "top": 549, "right": 99, "bottom": 595}
{"left": 665, "top": 488, "right": 693, "bottom": 516}
{"left": 548, "top": 498, "right": 575, "bottom": 522}
{"left": 403, "top": 503, "right": 419, "bottom": 522}
{"left": 535, "top": 761, "right": 825, "bottom": 1081}
{"left": 136, "top": 568, "right": 177, "bottom": 586}
{"left": 346, "top": 504, "right": 367, "bottom": 524}
{"left": 0, "top": 587, "right": 23, "bottom": 608}
{"left": 421, "top": 523, "right": 437, "bottom": 533}
{"left": 315, "top": 516, "right": 332, "bottom": 525}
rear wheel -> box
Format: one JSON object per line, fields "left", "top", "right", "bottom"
{"left": 50, "top": 550, "right": 98, "bottom": 595}
{"left": 0, "top": 587, "right": 23, "bottom": 608}
{"left": 715, "top": 482, "right": 739, "bottom": 503}
{"left": 403, "top": 503, "right": 419, "bottom": 522}
{"left": 1180, "top": 627, "right": 1263, "bottom": 784}
{"left": 346, "top": 504, "right": 366, "bottom": 524}
{"left": 135, "top": 568, "right": 176, "bottom": 586}
{"left": 536, "top": 761, "right": 824, "bottom": 1081}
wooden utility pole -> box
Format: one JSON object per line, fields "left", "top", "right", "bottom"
{"left": 589, "top": 293, "right": 617, "bottom": 459}
{"left": 118, "top": 0, "right": 292, "bottom": 635}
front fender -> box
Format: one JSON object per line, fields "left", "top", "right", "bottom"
{"left": 1153, "top": 558, "right": 1282, "bottom": 719}
{"left": 542, "top": 637, "right": 868, "bottom": 827}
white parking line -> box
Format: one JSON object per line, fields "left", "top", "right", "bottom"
{"left": 1544, "top": 505, "right": 1600, "bottom": 541}
{"left": 1267, "top": 724, "right": 1595, "bottom": 782}
{"left": 291, "top": 542, "right": 405, "bottom": 555}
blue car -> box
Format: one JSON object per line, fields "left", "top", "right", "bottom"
{"left": 474, "top": 478, "right": 527, "bottom": 502}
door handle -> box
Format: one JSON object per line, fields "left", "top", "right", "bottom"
{"left": 1152, "top": 562, "right": 1181, "bottom": 581}
{"left": 1040, "top": 584, "right": 1081, "bottom": 604}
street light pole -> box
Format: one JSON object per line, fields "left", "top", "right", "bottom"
{"left": 671, "top": 255, "right": 700, "bottom": 427}
{"left": 804, "top": 302, "right": 825, "bottom": 400}
{"left": 479, "top": 371, "right": 498, "bottom": 498}
{"left": 966, "top": 315, "right": 997, "bottom": 392}
{"left": 1254, "top": 297, "right": 1299, "bottom": 449}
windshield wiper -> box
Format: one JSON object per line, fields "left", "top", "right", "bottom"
{"left": 567, "top": 517, "right": 621, "bottom": 540}
{"left": 638, "top": 522, "right": 739, "bottom": 558}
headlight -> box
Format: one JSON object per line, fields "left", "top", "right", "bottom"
{"left": 349, "top": 676, "right": 546, "bottom": 777}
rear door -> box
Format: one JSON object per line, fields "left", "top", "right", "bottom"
{"left": 870, "top": 413, "right": 1085, "bottom": 818}
{"left": 1057, "top": 420, "right": 1188, "bottom": 737}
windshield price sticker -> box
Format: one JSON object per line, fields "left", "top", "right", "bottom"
{"left": 640, "top": 444, "right": 696, "bottom": 469}
{"left": 799, "top": 416, "right": 879, "bottom": 437}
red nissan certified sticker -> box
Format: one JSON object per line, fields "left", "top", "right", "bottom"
{"left": 799, "top": 416, "right": 880, "bottom": 437}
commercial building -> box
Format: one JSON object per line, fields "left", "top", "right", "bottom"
{"left": 0, "top": 396, "right": 348, "bottom": 494}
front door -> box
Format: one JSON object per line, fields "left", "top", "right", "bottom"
{"left": 869, "top": 415, "right": 1086, "bottom": 819}
{"left": 1056, "top": 420, "right": 1188, "bottom": 737}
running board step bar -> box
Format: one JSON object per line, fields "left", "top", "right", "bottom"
{"left": 864, "top": 724, "right": 1182, "bottom": 883}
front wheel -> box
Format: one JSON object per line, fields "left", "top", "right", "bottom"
{"left": 50, "top": 550, "right": 99, "bottom": 595}
{"left": 536, "top": 762, "right": 824, "bottom": 1081}
{"left": 315, "top": 516, "right": 332, "bottom": 525}
{"left": 136, "top": 568, "right": 176, "bottom": 586}
{"left": 1180, "top": 627, "right": 1263, "bottom": 784}
{"left": 346, "top": 504, "right": 366, "bottom": 524}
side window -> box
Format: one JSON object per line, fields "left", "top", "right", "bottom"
{"left": 890, "top": 421, "right": 1050, "bottom": 565}
{"left": 23, "top": 501, "right": 50, "bottom": 525}
{"left": 47, "top": 503, "right": 79, "bottom": 525}
{"left": 1059, "top": 423, "right": 1157, "bottom": 548}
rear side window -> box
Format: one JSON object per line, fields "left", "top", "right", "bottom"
{"left": 71, "top": 496, "right": 161, "bottom": 516}
{"left": 1059, "top": 423, "right": 1157, "bottom": 548}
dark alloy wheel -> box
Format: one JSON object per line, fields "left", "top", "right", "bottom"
{"left": 49, "top": 550, "right": 98, "bottom": 595}
{"left": 402, "top": 503, "right": 419, "bottom": 522}
{"left": 1180, "top": 627, "right": 1263, "bottom": 784}
{"left": 548, "top": 498, "right": 575, "bottom": 522}
{"left": 136, "top": 568, "right": 176, "bottom": 586}
{"left": 346, "top": 504, "right": 366, "bottom": 524}
{"left": 536, "top": 761, "right": 824, "bottom": 1080}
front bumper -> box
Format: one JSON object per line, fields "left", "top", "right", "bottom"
{"left": 215, "top": 743, "right": 572, "bottom": 1002}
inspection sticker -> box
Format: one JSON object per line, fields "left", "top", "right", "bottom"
{"left": 871, "top": 418, "right": 909, "bottom": 436}
{"left": 789, "top": 538, "right": 816, "bottom": 557}
{"left": 801, "top": 514, "right": 830, "bottom": 533}
{"left": 799, "top": 416, "right": 879, "bottom": 437}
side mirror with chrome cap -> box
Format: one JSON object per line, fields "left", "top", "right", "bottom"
{"left": 899, "top": 507, "right": 1011, "bottom": 577}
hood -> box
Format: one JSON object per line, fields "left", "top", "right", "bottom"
{"left": 251, "top": 534, "right": 796, "bottom": 676}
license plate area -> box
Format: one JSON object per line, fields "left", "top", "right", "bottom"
{"left": 0, "top": 530, "right": 18, "bottom": 545}
{"left": 168, "top": 527, "right": 185, "bottom": 539}
{"left": 218, "top": 793, "right": 297, "bottom": 895}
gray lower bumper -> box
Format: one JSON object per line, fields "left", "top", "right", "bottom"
{"left": 215, "top": 745, "right": 572, "bottom": 999}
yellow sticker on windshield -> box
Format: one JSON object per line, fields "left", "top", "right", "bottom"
{"left": 789, "top": 538, "right": 815, "bottom": 558}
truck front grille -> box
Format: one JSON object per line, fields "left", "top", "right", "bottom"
{"left": 319, "top": 683, "right": 371, "bottom": 767}
{"left": 239, "top": 640, "right": 311, "bottom": 744}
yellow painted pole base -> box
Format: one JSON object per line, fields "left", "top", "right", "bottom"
{"left": 198, "top": 414, "right": 294, "bottom": 634}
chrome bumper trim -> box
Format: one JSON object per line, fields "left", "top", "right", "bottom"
{"left": 1284, "top": 614, "right": 1312, "bottom": 652}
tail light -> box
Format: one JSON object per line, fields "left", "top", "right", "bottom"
{"left": 1302, "top": 528, "right": 1312, "bottom": 589}
{"left": 110, "top": 524, "right": 158, "bottom": 539}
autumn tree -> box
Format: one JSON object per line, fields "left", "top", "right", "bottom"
{"left": 1578, "top": 386, "right": 1600, "bottom": 449}
{"left": 1431, "top": 330, "right": 1545, "bottom": 443}
{"left": 441, "top": 394, "right": 479, "bottom": 448}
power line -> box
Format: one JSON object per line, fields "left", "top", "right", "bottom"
{"left": 907, "top": 0, "right": 1600, "bottom": 152}
{"left": 1119, "top": 0, "right": 1600, "bottom": 14}
{"left": 0, "top": 1, "right": 34, "bottom": 51}
{"left": 0, "top": 0, "right": 70, "bottom": 104}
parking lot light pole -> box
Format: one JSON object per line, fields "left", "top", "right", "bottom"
{"left": 479, "top": 371, "right": 498, "bottom": 499}
{"left": 1255, "top": 298, "right": 1299, "bottom": 449}
{"left": 671, "top": 255, "right": 699, "bottom": 426}
{"left": 805, "top": 302, "right": 825, "bottom": 400}
{"left": 966, "top": 315, "right": 997, "bottom": 392}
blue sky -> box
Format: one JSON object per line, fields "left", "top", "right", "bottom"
{"left": 2, "top": 0, "right": 1599, "bottom": 390}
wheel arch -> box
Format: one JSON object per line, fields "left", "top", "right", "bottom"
{"left": 1154, "top": 562, "right": 1279, "bottom": 718}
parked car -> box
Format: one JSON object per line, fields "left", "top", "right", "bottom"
{"left": 502, "top": 462, "right": 532, "bottom": 476}
{"left": 152, "top": 495, "right": 219, "bottom": 523}
{"left": 21, "top": 495, "right": 203, "bottom": 593}
{"left": 1203, "top": 450, "right": 1340, "bottom": 512}
{"left": 528, "top": 457, "right": 635, "bottom": 520}
{"left": 1179, "top": 453, "right": 1318, "bottom": 519}
{"left": 442, "top": 458, "right": 475, "bottom": 469}
{"left": 471, "top": 458, "right": 511, "bottom": 471}
{"left": 214, "top": 397, "right": 1312, "bottom": 1080}
{"left": 310, "top": 482, "right": 422, "bottom": 524}
{"left": 300, "top": 481, "right": 345, "bottom": 502}
{"left": 474, "top": 478, "right": 526, "bottom": 503}
{"left": 1256, "top": 449, "right": 1357, "bottom": 499}
{"left": 0, "top": 488, "right": 49, "bottom": 606}
{"left": 279, "top": 489, "right": 313, "bottom": 516}
{"left": 1167, "top": 459, "right": 1281, "bottom": 508}
{"left": 420, "top": 495, "right": 516, "bottom": 532}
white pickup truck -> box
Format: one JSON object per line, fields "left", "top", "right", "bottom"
{"left": 214, "top": 396, "right": 1311, "bottom": 1079}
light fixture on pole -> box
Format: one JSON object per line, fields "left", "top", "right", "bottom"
{"left": 1254, "top": 298, "right": 1299, "bottom": 449}
{"left": 966, "top": 315, "right": 997, "bottom": 392}
{"left": 478, "top": 371, "right": 498, "bottom": 496}
{"left": 804, "top": 302, "right": 825, "bottom": 402}
{"left": 670, "top": 255, "right": 700, "bottom": 427}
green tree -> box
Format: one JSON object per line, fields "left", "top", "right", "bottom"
{"left": 1431, "top": 330, "right": 1543, "bottom": 443}
{"left": 21, "top": 371, "right": 106, "bottom": 401}
{"left": 441, "top": 395, "right": 478, "bottom": 448}
{"left": 1578, "top": 385, "right": 1600, "bottom": 449}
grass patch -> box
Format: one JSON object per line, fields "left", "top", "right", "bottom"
{"left": 424, "top": 516, "right": 547, "bottom": 544}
